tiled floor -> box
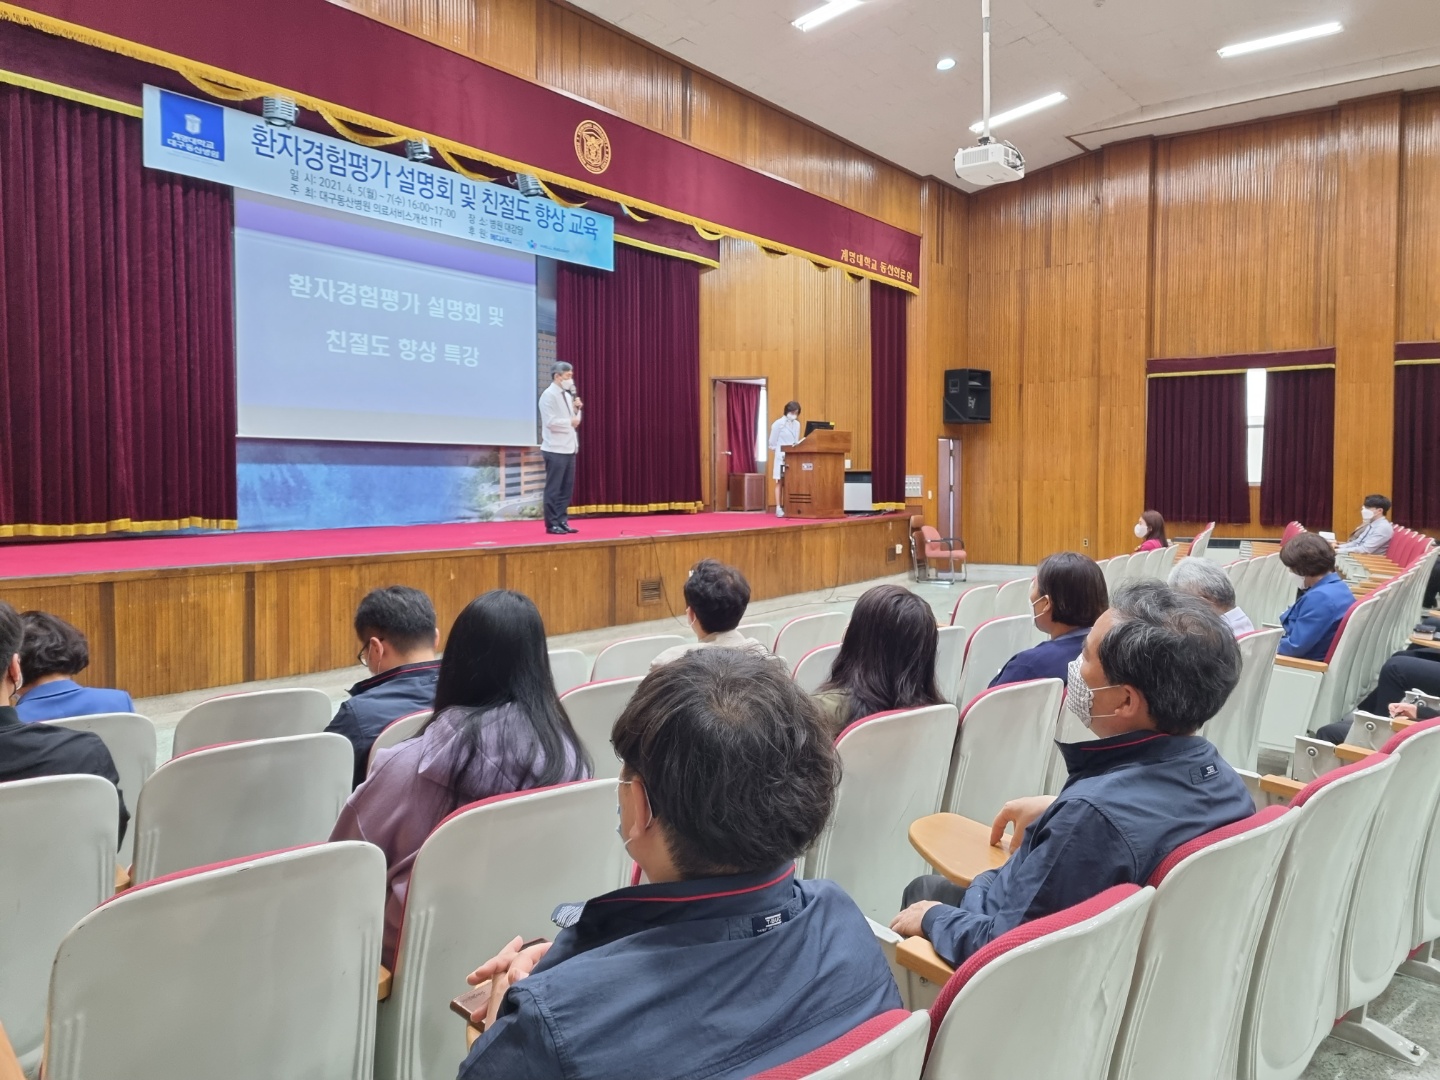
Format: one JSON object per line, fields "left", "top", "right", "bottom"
{"left": 1304, "top": 976, "right": 1440, "bottom": 1078}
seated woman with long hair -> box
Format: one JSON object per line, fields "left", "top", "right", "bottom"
{"left": 1133, "top": 510, "right": 1170, "bottom": 552}
{"left": 813, "top": 584, "right": 945, "bottom": 738}
{"left": 331, "top": 589, "right": 591, "bottom": 965}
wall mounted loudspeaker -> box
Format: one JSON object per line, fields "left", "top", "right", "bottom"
{"left": 944, "top": 369, "right": 991, "bottom": 424}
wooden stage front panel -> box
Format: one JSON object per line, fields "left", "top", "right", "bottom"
{"left": 0, "top": 515, "right": 910, "bottom": 698}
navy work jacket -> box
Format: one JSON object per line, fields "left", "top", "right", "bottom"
{"left": 458, "top": 865, "right": 901, "bottom": 1080}
{"left": 923, "top": 730, "right": 1254, "bottom": 966}
{"left": 325, "top": 660, "right": 439, "bottom": 788}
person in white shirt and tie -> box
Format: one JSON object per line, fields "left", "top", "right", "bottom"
{"left": 538, "top": 362, "right": 582, "bottom": 535}
{"left": 767, "top": 400, "right": 802, "bottom": 518}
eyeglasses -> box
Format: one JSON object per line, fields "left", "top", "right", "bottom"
{"left": 357, "top": 641, "right": 371, "bottom": 666}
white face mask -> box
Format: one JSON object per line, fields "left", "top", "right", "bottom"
{"left": 1065, "top": 658, "right": 1119, "bottom": 731}
{"left": 1134, "top": 522, "right": 1148, "bottom": 539}
{"left": 1030, "top": 595, "right": 1050, "bottom": 627}
{"left": 787, "top": 412, "right": 798, "bottom": 421}
{"left": 1361, "top": 507, "right": 1376, "bottom": 522}
{"left": 559, "top": 377, "right": 575, "bottom": 391}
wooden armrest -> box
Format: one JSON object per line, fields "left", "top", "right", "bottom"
{"left": 466, "top": 1023, "right": 483, "bottom": 1050}
{"left": 378, "top": 966, "right": 392, "bottom": 1001}
{"left": 1410, "top": 635, "right": 1440, "bottom": 652}
{"left": 1275, "top": 655, "right": 1329, "bottom": 673}
{"left": 1334, "top": 743, "right": 1375, "bottom": 763}
{"left": 1392, "top": 717, "right": 1416, "bottom": 731}
{"left": 896, "top": 936, "right": 955, "bottom": 986}
{"left": 909, "top": 813, "right": 1010, "bottom": 887}
{"left": 114, "top": 864, "right": 132, "bottom": 893}
{"left": 1260, "top": 774, "right": 1305, "bottom": 800}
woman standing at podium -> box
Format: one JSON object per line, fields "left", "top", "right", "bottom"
{"left": 768, "top": 400, "right": 802, "bottom": 517}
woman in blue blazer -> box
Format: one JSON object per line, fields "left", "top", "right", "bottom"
{"left": 14, "top": 611, "right": 134, "bottom": 722}
{"left": 1277, "top": 533, "right": 1355, "bottom": 662}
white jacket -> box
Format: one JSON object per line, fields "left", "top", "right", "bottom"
{"left": 539, "top": 383, "right": 578, "bottom": 454}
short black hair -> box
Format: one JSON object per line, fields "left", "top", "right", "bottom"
{"left": 1097, "top": 581, "right": 1241, "bottom": 735}
{"left": 684, "top": 559, "right": 751, "bottom": 633}
{"left": 1364, "top": 494, "right": 1392, "bottom": 513}
{"left": 18, "top": 611, "right": 89, "bottom": 683}
{"left": 353, "top": 586, "right": 437, "bottom": 650}
{"left": 0, "top": 601, "right": 21, "bottom": 675}
{"left": 1280, "top": 532, "right": 1337, "bottom": 578}
{"left": 1035, "top": 552, "right": 1108, "bottom": 628}
{"left": 612, "top": 649, "right": 840, "bottom": 879}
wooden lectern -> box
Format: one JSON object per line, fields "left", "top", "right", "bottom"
{"left": 782, "top": 430, "right": 851, "bottom": 518}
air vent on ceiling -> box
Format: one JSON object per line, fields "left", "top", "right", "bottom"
{"left": 637, "top": 578, "right": 663, "bottom": 605}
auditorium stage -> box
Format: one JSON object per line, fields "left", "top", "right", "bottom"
{"left": 1, "top": 512, "right": 911, "bottom": 699}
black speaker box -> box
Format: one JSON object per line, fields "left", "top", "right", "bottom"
{"left": 944, "top": 368, "right": 991, "bottom": 424}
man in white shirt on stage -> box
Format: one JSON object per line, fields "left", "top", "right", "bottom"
{"left": 539, "top": 361, "right": 582, "bottom": 535}
{"left": 768, "top": 400, "right": 802, "bottom": 518}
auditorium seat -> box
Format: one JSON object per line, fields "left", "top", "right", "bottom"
{"left": 45, "top": 843, "right": 385, "bottom": 1080}
{"left": 1328, "top": 719, "right": 1440, "bottom": 1063}
{"left": 792, "top": 643, "right": 841, "bottom": 695}
{"left": 1258, "top": 594, "right": 1372, "bottom": 755}
{"left": 749, "top": 1009, "right": 928, "bottom": 1080}
{"left": 1189, "top": 521, "right": 1217, "bottom": 559}
{"left": 953, "top": 615, "right": 1041, "bottom": 707}
{"left": 1281, "top": 521, "right": 1306, "bottom": 544}
{"left": 170, "top": 686, "right": 333, "bottom": 757}
{"left": 943, "top": 679, "right": 1062, "bottom": 823}
{"left": 803, "top": 704, "right": 957, "bottom": 922}
{"left": 558, "top": 676, "right": 644, "bottom": 780}
{"left": 43, "top": 711, "right": 157, "bottom": 864}
{"left": 366, "top": 710, "right": 432, "bottom": 777}
{"left": 1102, "top": 553, "right": 1131, "bottom": 593}
{"left": 1237, "top": 753, "right": 1396, "bottom": 1080}
{"left": 130, "top": 732, "right": 352, "bottom": 883}
{"left": 374, "top": 780, "right": 627, "bottom": 1080}
{"left": 934, "top": 624, "right": 965, "bottom": 704}
{"left": 1108, "top": 807, "right": 1296, "bottom": 1080}
{"left": 1202, "top": 628, "right": 1281, "bottom": 772}
{"left": 773, "top": 612, "right": 850, "bottom": 668}
{"left": 948, "top": 585, "right": 995, "bottom": 633}
{"left": 547, "top": 647, "right": 590, "bottom": 695}
{"left": 590, "top": 634, "right": 688, "bottom": 681}
{"left": 737, "top": 622, "right": 777, "bottom": 647}
{"left": 992, "top": 577, "right": 1033, "bottom": 619}
{"left": 0, "top": 775, "right": 118, "bottom": 1076}
{"left": 922, "top": 886, "right": 1153, "bottom": 1080}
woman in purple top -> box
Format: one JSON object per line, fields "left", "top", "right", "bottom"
{"left": 330, "top": 589, "right": 591, "bottom": 965}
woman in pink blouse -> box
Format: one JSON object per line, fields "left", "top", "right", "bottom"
{"left": 330, "top": 589, "right": 591, "bottom": 965}
{"left": 1133, "top": 510, "right": 1170, "bottom": 553}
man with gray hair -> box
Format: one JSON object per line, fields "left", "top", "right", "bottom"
{"left": 1168, "top": 556, "right": 1254, "bottom": 637}
{"left": 890, "top": 581, "right": 1253, "bottom": 966}
{"left": 538, "top": 361, "right": 582, "bottom": 535}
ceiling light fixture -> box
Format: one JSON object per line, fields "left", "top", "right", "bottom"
{"left": 1217, "top": 21, "right": 1342, "bottom": 58}
{"left": 792, "top": 0, "right": 863, "bottom": 32}
{"left": 937, "top": 57, "right": 956, "bottom": 71}
{"left": 968, "top": 91, "right": 1066, "bottom": 134}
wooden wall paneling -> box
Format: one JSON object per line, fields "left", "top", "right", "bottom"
{"left": 506, "top": 545, "right": 614, "bottom": 634}
{"left": 0, "top": 580, "right": 113, "bottom": 688}
{"left": 111, "top": 573, "right": 249, "bottom": 698}
{"left": 1150, "top": 112, "right": 1337, "bottom": 359}
{"left": 332, "top": 0, "right": 538, "bottom": 78}
{"left": 1399, "top": 91, "right": 1440, "bottom": 344}
{"left": 1333, "top": 95, "right": 1402, "bottom": 533}
{"left": 1095, "top": 139, "right": 1154, "bottom": 560}
{"left": 610, "top": 537, "right": 708, "bottom": 626}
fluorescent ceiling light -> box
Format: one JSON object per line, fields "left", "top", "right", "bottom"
{"left": 968, "top": 91, "right": 1066, "bottom": 134}
{"left": 936, "top": 57, "right": 956, "bottom": 71}
{"left": 1218, "top": 21, "right": 1342, "bottom": 58}
{"left": 792, "top": 0, "right": 862, "bottom": 32}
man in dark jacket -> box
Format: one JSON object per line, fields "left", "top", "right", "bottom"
{"left": 892, "top": 580, "right": 1255, "bottom": 967}
{"left": 456, "top": 650, "right": 901, "bottom": 1080}
{"left": 327, "top": 586, "right": 441, "bottom": 788}
{"left": 0, "top": 601, "right": 129, "bottom": 844}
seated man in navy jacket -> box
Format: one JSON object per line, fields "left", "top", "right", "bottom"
{"left": 14, "top": 611, "right": 134, "bottom": 722}
{"left": 327, "top": 586, "right": 440, "bottom": 788}
{"left": 456, "top": 649, "right": 901, "bottom": 1080}
{"left": 1276, "top": 532, "right": 1355, "bottom": 662}
{"left": 891, "top": 581, "right": 1254, "bottom": 967}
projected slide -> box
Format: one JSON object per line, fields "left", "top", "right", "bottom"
{"left": 234, "top": 191, "right": 539, "bottom": 446}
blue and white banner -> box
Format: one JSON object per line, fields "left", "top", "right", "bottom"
{"left": 142, "top": 85, "right": 614, "bottom": 270}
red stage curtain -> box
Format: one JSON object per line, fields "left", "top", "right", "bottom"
{"left": 1144, "top": 374, "right": 1249, "bottom": 524}
{"left": 870, "top": 281, "right": 908, "bottom": 507}
{"left": 0, "top": 85, "right": 235, "bottom": 537}
{"left": 726, "top": 382, "right": 760, "bottom": 476}
{"left": 557, "top": 246, "right": 702, "bottom": 513}
{"left": 1260, "top": 368, "right": 1334, "bottom": 527}
{"left": 1395, "top": 363, "right": 1440, "bottom": 528}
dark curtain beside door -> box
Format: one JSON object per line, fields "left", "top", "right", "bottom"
{"left": 1259, "top": 368, "right": 1334, "bottom": 528}
{"left": 869, "top": 281, "right": 908, "bottom": 508}
{"left": 725, "top": 382, "right": 760, "bottom": 475}
{"left": 1144, "top": 373, "right": 1249, "bottom": 524}
{"left": 557, "top": 245, "right": 703, "bottom": 513}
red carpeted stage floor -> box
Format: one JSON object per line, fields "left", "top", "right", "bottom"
{"left": 1, "top": 512, "right": 825, "bottom": 579}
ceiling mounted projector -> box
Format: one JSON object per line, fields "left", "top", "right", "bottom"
{"left": 954, "top": 0, "right": 1025, "bottom": 186}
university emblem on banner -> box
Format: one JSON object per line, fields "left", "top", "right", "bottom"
{"left": 574, "top": 120, "right": 611, "bottom": 174}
